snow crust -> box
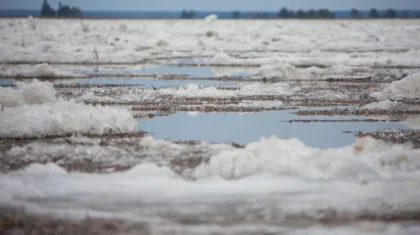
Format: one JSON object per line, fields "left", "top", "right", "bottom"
{"left": 0, "top": 80, "right": 137, "bottom": 137}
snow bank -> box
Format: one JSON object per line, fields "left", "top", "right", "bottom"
{"left": 372, "top": 72, "right": 420, "bottom": 100}
{"left": 194, "top": 135, "right": 420, "bottom": 180}
{"left": 0, "top": 80, "right": 137, "bottom": 137}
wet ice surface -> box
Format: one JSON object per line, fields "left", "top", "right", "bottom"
{"left": 140, "top": 110, "right": 408, "bottom": 148}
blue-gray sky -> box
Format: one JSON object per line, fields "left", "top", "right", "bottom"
{"left": 1, "top": 0, "right": 420, "bottom": 11}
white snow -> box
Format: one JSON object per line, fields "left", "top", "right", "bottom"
{"left": 0, "top": 80, "right": 137, "bottom": 137}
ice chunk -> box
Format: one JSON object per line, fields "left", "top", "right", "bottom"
{"left": 0, "top": 87, "right": 23, "bottom": 107}
{"left": 0, "top": 79, "right": 56, "bottom": 107}
{"left": 0, "top": 100, "right": 137, "bottom": 137}
{"left": 0, "top": 80, "right": 137, "bottom": 137}
{"left": 211, "top": 51, "right": 238, "bottom": 64}
{"left": 194, "top": 136, "right": 420, "bottom": 180}
{"left": 256, "top": 63, "right": 296, "bottom": 78}
{"left": 372, "top": 72, "right": 420, "bottom": 100}
{"left": 32, "top": 41, "right": 52, "bottom": 53}
{"left": 18, "top": 79, "right": 56, "bottom": 105}
{"left": 204, "top": 14, "right": 218, "bottom": 23}
{"left": 361, "top": 100, "right": 410, "bottom": 111}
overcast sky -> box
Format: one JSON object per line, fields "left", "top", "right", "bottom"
{"left": 1, "top": 0, "right": 420, "bottom": 11}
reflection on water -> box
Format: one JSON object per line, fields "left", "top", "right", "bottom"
{"left": 140, "top": 110, "right": 408, "bottom": 148}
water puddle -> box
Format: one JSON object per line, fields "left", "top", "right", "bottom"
{"left": 136, "top": 65, "right": 214, "bottom": 78}
{"left": 139, "top": 110, "right": 408, "bottom": 148}
{"left": 73, "top": 63, "right": 254, "bottom": 78}
{"left": 0, "top": 79, "right": 14, "bottom": 87}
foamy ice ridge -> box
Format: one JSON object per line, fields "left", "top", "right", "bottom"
{"left": 363, "top": 71, "right": 420, "bottom": 112}
{"left": 0, "top": 79, "right": 137, "bottom": 137}
{"left": 1, "top": 135, "right": 420, "bottom": 234}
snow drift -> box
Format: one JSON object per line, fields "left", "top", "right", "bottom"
{"left": 0, "top": 79, "right": 137, "bottom": 137}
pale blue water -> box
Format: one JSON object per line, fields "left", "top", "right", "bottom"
{"left": 0, "top": 79, "right": 13, "bottom": 87}
{"left": 139, "top": 111, "right": 408, "bottom": 148}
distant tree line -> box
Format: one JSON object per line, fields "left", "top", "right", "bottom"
{"left": 226, "top": 7, "right": 420, "bottom": 19}
{"left": 180, "top": 9, "right": 195, "bottom": 19}
{"left": 351, "top": 8, "right": 420, "bottom": 18}
{"left": 40, "top": 0, "right": 82, "bottom": 18}
{"left": 277, "top": 8, "right": 334, "bottom": 19}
